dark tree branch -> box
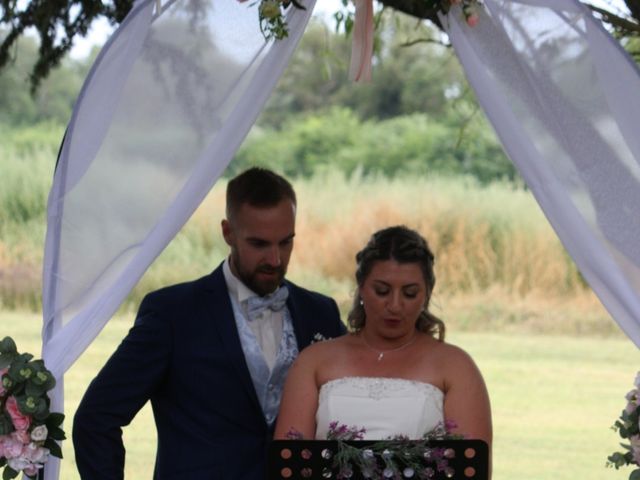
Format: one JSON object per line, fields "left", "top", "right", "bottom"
{"left": 586, "top": 3, "right": 640, "bottom": 35}
{"left": 1, "top": 0, "right": 639, "bottom": 92}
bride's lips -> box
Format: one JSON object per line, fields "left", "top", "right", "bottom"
{"left": 383, "top": 318, "right": 402, "bottom": 327}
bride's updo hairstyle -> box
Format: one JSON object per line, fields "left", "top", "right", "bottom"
{"left": 347, "top": 226, "right": 445, "bottom": 341}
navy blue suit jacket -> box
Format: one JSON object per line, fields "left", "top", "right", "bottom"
{"left": 72, "top": 264, "right": 345, "bottom": 479}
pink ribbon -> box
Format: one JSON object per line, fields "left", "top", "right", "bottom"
{"left": 348, "top": 0, "right": 374, "bottom": 82}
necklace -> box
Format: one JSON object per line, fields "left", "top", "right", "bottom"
{"left": 360, "top": 332, "right": 418, "bottom": 361}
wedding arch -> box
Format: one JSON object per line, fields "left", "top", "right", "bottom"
{"left": 40, "top": 1, "right": 640, "bottom": 478}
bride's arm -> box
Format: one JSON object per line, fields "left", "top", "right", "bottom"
{"left": 442, "top": 344, "right": 492, "bottom": 477}
{"left": 274, "top": 347, "right": 320, "bottom": 439}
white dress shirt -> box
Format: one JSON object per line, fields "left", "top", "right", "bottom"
{"left": 222, "top": 258, "right": 283, "bottom": 371}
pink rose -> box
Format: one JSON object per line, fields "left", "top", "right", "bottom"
{"left": 1, "top": 435, "right": 24, "bottom": 458}
{"left": 466, "top": 13, "right": 479, "bottom": 27}
{"left": 5, "top": 396, "right": 32, "bottom": 431}
{"left": 11, "top": 430, "right": 31, "bottom": 445}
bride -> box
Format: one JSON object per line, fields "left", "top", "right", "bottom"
{"left": 274, "top": 226, "right": 492, "bottom": 451}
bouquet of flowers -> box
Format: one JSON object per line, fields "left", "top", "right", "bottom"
{"left": 607, "top": 371, "right": 640, "bottom": 479}
{"left": 288, "top": 420, "right": 463, "bottom": 479}
{"left": 0, "top": 337, "right": 65, "bottom": 479}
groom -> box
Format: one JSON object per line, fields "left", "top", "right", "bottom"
{"left": 72, "top": 167, "right": 345, "bottom": 479}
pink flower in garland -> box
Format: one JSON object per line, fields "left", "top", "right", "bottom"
{"left": 0, "top": 435, "right": 24, "bottom": 459}
{"left": 5, "top": 396, "right": 32, "bottom": 431}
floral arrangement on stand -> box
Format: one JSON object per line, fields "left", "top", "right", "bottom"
{"left": 0, "top": 337, "right": 65, "bottom": 480}
{"left": 288, "top": 420, "right": 463, "bottom": 479}
{"left": 608, "top": 371, "right": 640, "bottom": 479}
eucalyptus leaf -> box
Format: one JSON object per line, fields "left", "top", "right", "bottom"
{"left": 0, "top": 354, "right": 15, "bottom": 369}
{"left": 25, "top": 380, "right": 45, "bottom": 398}
{"left": 0, "top": 414, "right": 13, "bottom": 435}
{"left": 49, "top": 425, "right": 67, "bottom": 441}
{"left": 630, "top": 468, "right": 640, "bottom": 480}
{"left": 16, "top": 394, "right": 38, "bottom": 414}
{"left": 0, "top": 337, "right": 17, "bottom": 354}
{"left": 2, "top": 466, "right": 18, "bottom": 480}
{"left": 45, "top": 438, "right": 63, "bottom": 459}
{"left": 46, "top": 412, "right": 65, "bottom": 428}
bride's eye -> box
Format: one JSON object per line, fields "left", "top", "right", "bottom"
{"left": 374, "top": 288, "right": 389, "bottom": 296}
{"left": 403, "top": 288, "right": 419, "bottom": 298}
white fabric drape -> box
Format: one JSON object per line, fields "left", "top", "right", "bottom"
{"left": 443, "top": 0, "right": 640, "bottom": 345}
{"left": 40, "top": 1, "right": 316, "bottom": 478}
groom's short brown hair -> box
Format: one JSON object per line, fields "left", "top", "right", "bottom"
{"left": 225, "top": 167, "right": 296, "bottom": 220}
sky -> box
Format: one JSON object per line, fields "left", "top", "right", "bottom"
{"left": 70, "top": 0, "right": 345, "bottom": 58}
{"left": 69, "top": 0, "right": 630, "bottom": 58}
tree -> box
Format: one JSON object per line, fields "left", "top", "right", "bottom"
{"left": 1, "top": 0, "right": 638, "bottom": 91}
{"left": 0, "top": 0, "right": 132, "bottom": 92}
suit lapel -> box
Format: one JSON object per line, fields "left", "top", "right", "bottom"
{"left": 285, "top": 282, "right": 311, "bottom": 350}
{"left": 203, "top": 266, "right": 265, "bottom": 423}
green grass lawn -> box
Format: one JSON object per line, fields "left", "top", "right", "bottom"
{"left": 2, "top": 311, "right": 639, "bottom": 480}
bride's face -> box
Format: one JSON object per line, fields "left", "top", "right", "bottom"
{"left": 359, "top": 260, "right": 428, "bottom": 339}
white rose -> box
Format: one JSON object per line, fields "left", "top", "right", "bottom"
{"left": 23, "top": 443, "right": 50, "bottom": 464}
{"left": 7, "top": 456, "right": 31, "bottom": 472}
{"left": 30, "top": 425, "right": 48, "bottom": 442}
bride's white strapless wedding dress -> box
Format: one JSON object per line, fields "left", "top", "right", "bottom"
{"left": 315, "top": 377, "right": 444, "bottom": 440}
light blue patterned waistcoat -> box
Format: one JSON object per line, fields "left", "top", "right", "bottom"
{"left": 229, "top": 296, "right": 299, "bottom": 427}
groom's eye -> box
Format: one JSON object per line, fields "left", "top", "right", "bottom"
{"left": 248, "top": 239, "right": 269, "bottom": 248}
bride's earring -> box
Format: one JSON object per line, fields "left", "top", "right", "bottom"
{"left": 359, "top": 299, "right": 364, "bottom": 306}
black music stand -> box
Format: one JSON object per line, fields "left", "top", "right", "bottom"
{"left": 268, "top": 439, "right": 489, "bottom": 479}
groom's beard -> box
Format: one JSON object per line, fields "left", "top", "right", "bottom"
{"left": 232, "top": 254, "right": 285, "bottom": 296}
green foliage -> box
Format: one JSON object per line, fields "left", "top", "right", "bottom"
{"left": 234, "top": 108, "right": 514, "bottom": 181}
{"left": 0, "top": 33, "right": 88, "bottom": 125}
{"left": 0, "top": 0, "right": 132, "bottom": 91}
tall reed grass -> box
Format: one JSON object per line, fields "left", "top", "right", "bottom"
{"left": 0, "top": 138, "right": 617, "bottom": 335}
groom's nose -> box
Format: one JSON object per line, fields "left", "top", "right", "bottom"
{"left": 265, "top": 246, "right": 281, "bottom": 267}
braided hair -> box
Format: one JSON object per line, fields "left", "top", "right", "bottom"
{"left": 347, "top": 226, "right": 445, "bottom": 340}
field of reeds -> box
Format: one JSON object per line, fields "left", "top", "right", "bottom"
{"left": 0, "top": 123, "right": 621, "bottom": 336}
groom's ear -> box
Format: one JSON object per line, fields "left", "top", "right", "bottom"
{"left": 221, "top": 219, "right": 234, "bottom": 246}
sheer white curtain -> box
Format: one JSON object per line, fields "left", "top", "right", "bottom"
{"left": 442, "top": 0, "right": 640, "bottom": 346}
{"left": 40, "top": 1, "right": 315, "bottom": 478}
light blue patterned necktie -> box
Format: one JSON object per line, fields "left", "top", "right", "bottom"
{"left": 245, "top": 286, "right": 289, "bottom": 322}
